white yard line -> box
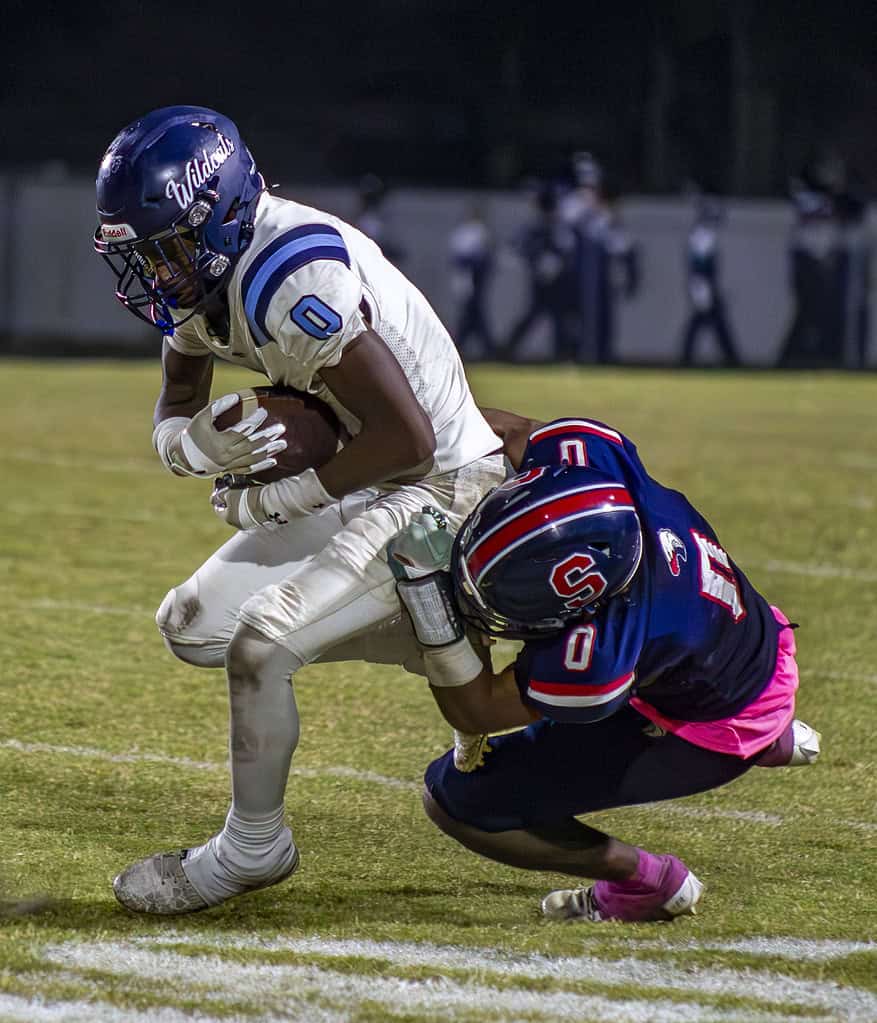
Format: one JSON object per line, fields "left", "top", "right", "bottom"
{"left": 0, "top": 992, "right": 311, "bottom": 1023}
{"left": 623, "top": 937, "right": 877, "bottom": 961}
{"left": 20, "top": 599, "right": 153, "bottom": 617}
{"left": 2, "top": 450, "right": 158, "bottom": 474}
{"left": 42, "top": 939, "right": 844, "bottom": 1023}
{"left": 2, "top": 737, "right": 874, "bottom": 833}
{"left": 764, "top": 560, "right": 877, "bottom": 582}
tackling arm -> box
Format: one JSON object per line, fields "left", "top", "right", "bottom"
{"left": 478, "top": 406, "right": 545, "bottom": 471}
{"left": 430, "top": 663, "right": 540, "bottom": 735}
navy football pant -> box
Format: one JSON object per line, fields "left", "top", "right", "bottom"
{"left": 425, "top": 706, "right": 755, "bottom": 833}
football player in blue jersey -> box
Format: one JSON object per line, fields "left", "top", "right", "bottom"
{"left": 389, "top": 407, "right": 820, "bottom": 923}
{"left": 93, "top": 106, "right": 506, "bottom": 914}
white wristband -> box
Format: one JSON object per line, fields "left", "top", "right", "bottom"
{"left": 423, "top": 636, "right": 484, "bottom": 688}
{"left": 152, "top": 417, "right": 195, "bottom": 476}
{"left": 261, "top": 466, "right": 335, "bottom": 519}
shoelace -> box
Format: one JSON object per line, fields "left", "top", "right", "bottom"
{"left": 568, "top": 886, "right": 602, "bottom": 921}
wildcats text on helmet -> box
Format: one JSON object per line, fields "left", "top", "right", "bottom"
{"left": 165, "top": 134, "right": 236, "bottom": 211}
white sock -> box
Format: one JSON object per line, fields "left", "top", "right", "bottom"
{"left": 182, "top": 805, "right": 296, "bottom": 904}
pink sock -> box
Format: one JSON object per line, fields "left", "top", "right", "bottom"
{"left": 629, "top": 848, "right": 665, "bottom": 889}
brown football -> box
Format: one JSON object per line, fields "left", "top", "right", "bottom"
{"left": 213, "top": 385, "right": 342, "bottom": 484}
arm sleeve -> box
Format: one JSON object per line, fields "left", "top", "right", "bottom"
{"left": 166, "top": 322, "right": 211, "bottom": 357}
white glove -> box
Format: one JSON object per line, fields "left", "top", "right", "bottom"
{"left": 211, "top": 467, "right": 334, "bottom": 530}
{"left": 153, "top": 393, "right": 287, "bottom": 477}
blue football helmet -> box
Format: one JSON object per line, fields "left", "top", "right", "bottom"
{"left": 94, "top": 106, "right": 264, "bottom": 335}
{"left": 452, "top": 464, "right": 643, "bottom": 640}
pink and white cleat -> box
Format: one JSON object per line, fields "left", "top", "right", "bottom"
{"left": 541, "top": 854, "right": 704, "bottom": 923}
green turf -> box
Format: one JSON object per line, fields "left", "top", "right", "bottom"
{"left": 0, "top": 359, "right": 875, "bottom": 1021}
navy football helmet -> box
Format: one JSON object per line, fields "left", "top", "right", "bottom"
{"left": 452, "top": 464, "right": 643, "bottom": 640}
{"left": 94, "top": 106, "right": 264, "bottom": 334}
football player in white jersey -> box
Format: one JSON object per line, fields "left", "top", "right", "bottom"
{"left": 94, "top": 105, "right": 504, "bottom": 914}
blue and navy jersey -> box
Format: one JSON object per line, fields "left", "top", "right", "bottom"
{"left": 514, "top": 418, "right": 780, "bottom": 724}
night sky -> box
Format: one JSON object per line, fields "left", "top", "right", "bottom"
{"left": 3, "top": 0, "right": 877, "bottom": 196}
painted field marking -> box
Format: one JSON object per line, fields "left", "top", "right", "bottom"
{"left": 839, "top": 453, "right": 877, "bottom": 470}
{"left": 764, "top": 560, "right": 877, "bottom": 583}
{"left": 2, "top": 449, "right": 158, "bottom": 474}
{"left": 624, "top": 937, "right": 877, "bottom": 961}
{"left": 1, "top": 737, "right": 874, "bottom": 833}
{"left": 21, "top": 599, "right": 154, "bottom": 617}
{"left": 40, "top": 932, "right": 877, "bottom": 1022}
{"left": 40, "top": 938, "right": 841, "bottom": 1023}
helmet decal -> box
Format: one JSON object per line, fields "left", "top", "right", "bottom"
{"left": 165, "top": 133, "right": 236, "bottom": 211}
{"left": 548, "top": 552, "right": 608, "bottom": 609}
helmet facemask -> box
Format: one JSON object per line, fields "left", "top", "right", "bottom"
{"left": 94, "top": 196, "right": 232, "bottom": 335}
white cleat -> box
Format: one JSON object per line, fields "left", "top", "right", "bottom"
{"left": 113, "top": 845, "right": 299, "bottom": 916}
{"left": 542, "top": 885, "right": 602, "bottom": 922}
{"left": 788, "top": 719, "right": 821, "bottom": 765}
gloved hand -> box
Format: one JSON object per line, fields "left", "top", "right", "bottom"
{"left": 453, "top": 730, "right": 490, "bottom": 772}
{"left": 387, "top": 506, "right": 455, "bottom": 580}
{"left": 155, "top": 393, "right": 287, "bottom": 478}
{"left": 211, "top": 466, "right": 335, "bottom": 530}
{"left": 388, "top": 507, "right": 463, "bottom": 647}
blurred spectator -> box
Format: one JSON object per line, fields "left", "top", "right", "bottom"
{"left": 503, "top": 181, "right": 581, "bottom": 362}
{"left": 679, "top": 195, "right": 741, "bottom": 367}
{"left": 777, "top": 158, "right": 871, "bottom": 369}
{"left": 835, "top": 190, "right": 872, "bottom": 370}
{"left": 447, "top": 201, "right": 499, "bottom": 361}
{"left": 561, "top": 152, "right": 640, "bottom": 364}
{"left": 353, "top": 173, "right": 406, "bottom": 267}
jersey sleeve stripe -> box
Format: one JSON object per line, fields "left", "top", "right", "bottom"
{"left": 241, "top": 225, "right": 350, "bottom": 345}
{"left": 466, "top": 485, "right": 635, "bottom": 582}
{"left": 528, "top": 419, "right": 623, "bottom": 445}
{"left": 526, "top": 671, "right": 635, "bottom": 707}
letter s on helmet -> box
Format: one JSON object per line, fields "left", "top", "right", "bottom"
{"left": 93, "top": 105, "right": 263, "bottom": 336}
{"left": 452, "top": 465, "right": 643, "bottom": 640}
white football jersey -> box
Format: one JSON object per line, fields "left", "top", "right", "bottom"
{"left": 169, "top": 192, "right": 500, "bottom": 477}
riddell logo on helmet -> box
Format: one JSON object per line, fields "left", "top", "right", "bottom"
{"left": 165, "top": 134, "right": 236, "bottom": 211}
{"left": 101, "top": 222, "right": 137, "bottom": 241}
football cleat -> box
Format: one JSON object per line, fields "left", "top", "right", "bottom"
{"left": 756, "top": 718, "right": 822, "bottom": 768}
{"left": 542, "top": 855, "right": 703, "bottom": 923}
{"left": 113, "top": 845, "right": 299, "bottom": 916}
{"left": 788, "top": 719, "right": 822, "bottom": 765}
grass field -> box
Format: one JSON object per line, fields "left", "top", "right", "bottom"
{"left": 0, "top": 358, "right": 875, "bottom": 1022}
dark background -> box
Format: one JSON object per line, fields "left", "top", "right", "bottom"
{"left": 3, "top": 0, "right": 877, "bottom": 197}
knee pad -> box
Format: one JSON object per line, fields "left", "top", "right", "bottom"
{"left": 155, "top": 583, "right": 225, "bottom": 669}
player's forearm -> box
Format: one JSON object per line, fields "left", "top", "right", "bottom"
{"left": 154, "top": 344, "right": 214, "bottom": 426}
{"left": 430, "top": 666, "right": 538, "bottom": 734}
{"left": 316, "top": 415, "right": 436, "bottom": 498}
{"left": 315, "top": 329, "right": 436, "bottom": 498}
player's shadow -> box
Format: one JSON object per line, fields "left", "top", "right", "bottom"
{"left": 2, "top": 879, "right": 545, "bottom": 935}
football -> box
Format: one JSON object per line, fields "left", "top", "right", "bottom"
{"left": 214, "top": 385, "right": 342, "bottom": 484}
